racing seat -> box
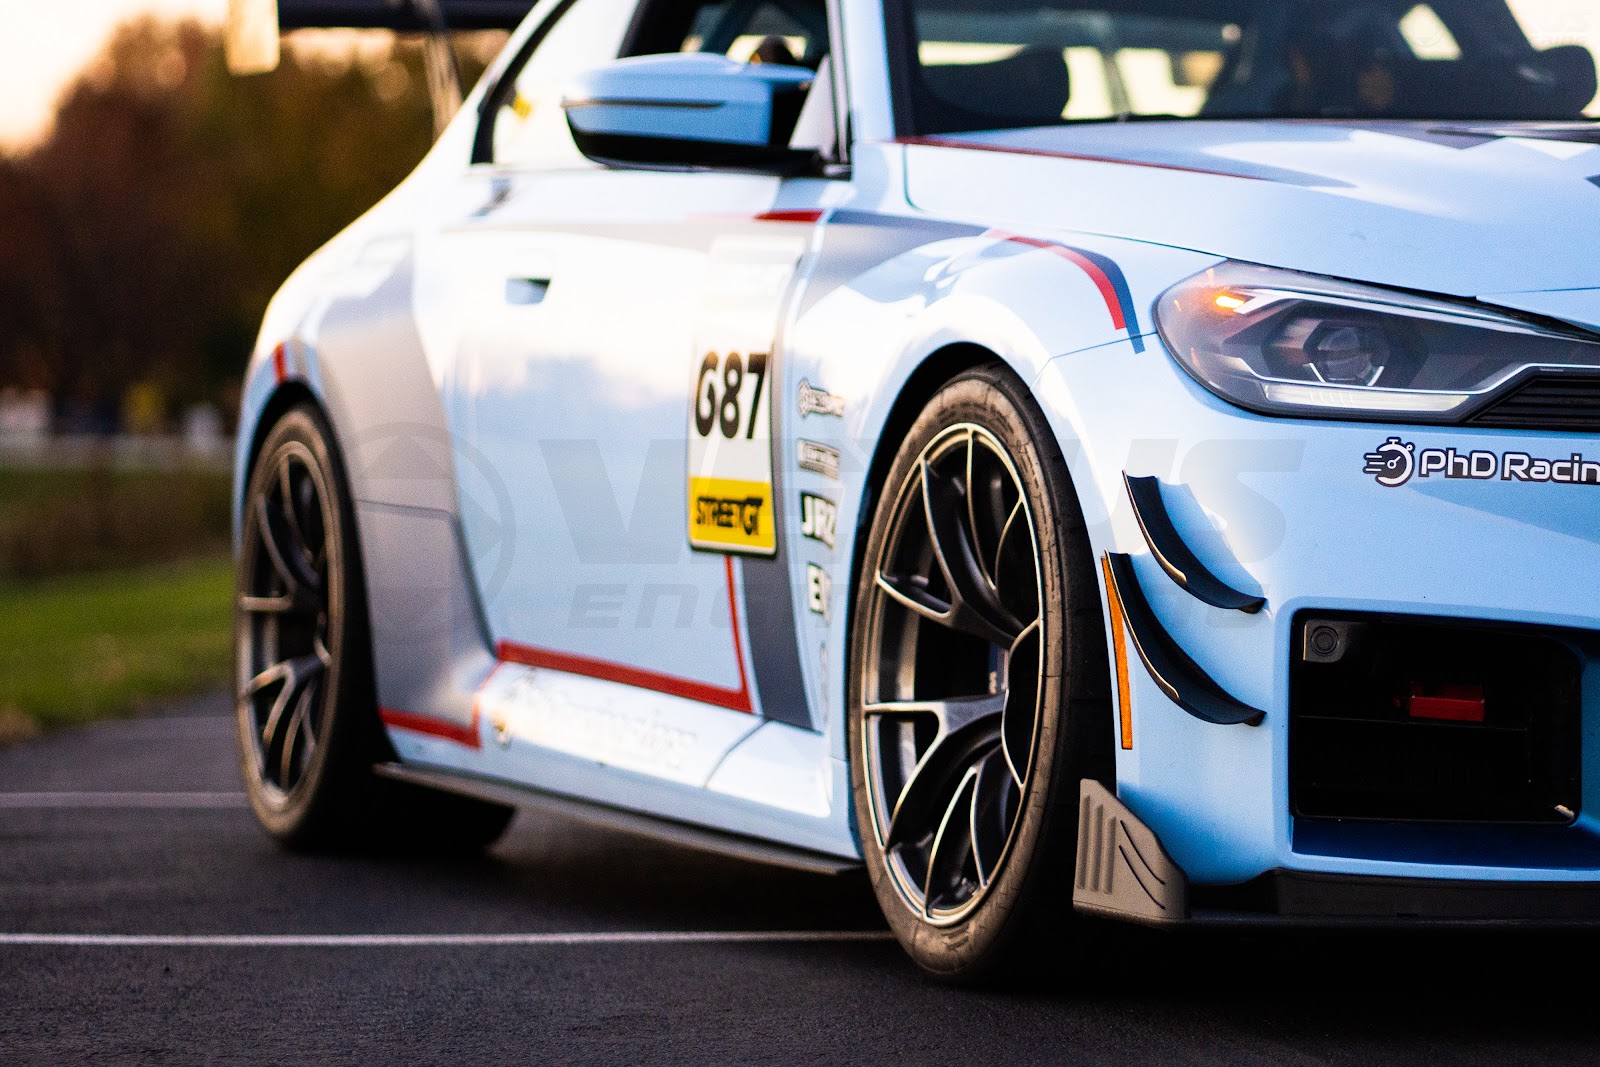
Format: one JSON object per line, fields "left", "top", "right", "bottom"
{"left": 915, "top": 46, "right": 1073, "bottom": 134}
{"left": 1271, "top": 0, "right": 1597, "bottom": 120}
{"left": 747, "top": 34, "right": 800, "bottom": 66}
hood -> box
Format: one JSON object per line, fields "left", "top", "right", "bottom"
{"left": 902, "top": 120, "right": 1600, "bottom": 304}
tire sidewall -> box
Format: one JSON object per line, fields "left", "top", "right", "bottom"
{"left": 235, "top": 406, "right": 364, "bottom": 843}
{"left": 847, "top": 366, "right": 1107, "bottom": 981}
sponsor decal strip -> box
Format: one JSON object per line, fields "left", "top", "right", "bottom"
{"left": 986, "top": 230, "right": 1146, "bottom": 353}
{"left": 497, "top": 556, "right": 754, "bottom": 715}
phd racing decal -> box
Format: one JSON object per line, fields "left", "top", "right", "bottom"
{"left": 1363, "top": 437, "right": 1416, "bottom": 487}
{"left": 1364, "top": 436, "right": 1600, "bottom": 487}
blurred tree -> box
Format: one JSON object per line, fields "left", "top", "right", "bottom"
{"left": 0, "top": 18, "right": 496, "bottom": 431}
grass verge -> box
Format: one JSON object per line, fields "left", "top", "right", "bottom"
{"left": 0, "top": 555, "right": 234, "bottom": 740}
{"left": 0, "top": 465, "right": 231, "bottom": 580}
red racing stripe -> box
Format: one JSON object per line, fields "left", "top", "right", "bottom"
{"left": 379, "top": 706, "right": 480, "bottom": 748}
{"left": 755, "top": 209, "right": 825, "bottom": 223}
{"left": 495, "top": 556, "right": 755, "bottom": 714}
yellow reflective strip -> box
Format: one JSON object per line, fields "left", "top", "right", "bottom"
{"left": 1101, "top": 555, "right": 1133, "bottom": 751}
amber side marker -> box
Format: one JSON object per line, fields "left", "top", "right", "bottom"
{"left": 1101, "top": 554, "right": 1134, "bottom": 750}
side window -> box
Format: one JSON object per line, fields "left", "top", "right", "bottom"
{"left": 490, "top": 0, "right": 638, "bottom": 169}
{"left": 905, "top": 5, "right": 1242, "bottom": 133}
{"left": 627, "top": 0, "right": 828, "bottom": 69}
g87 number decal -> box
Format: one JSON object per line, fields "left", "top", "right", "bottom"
{"left": 695, "top": 352, "right": 769, "bottom": 440}
{"left": 687, "top": 350, "right": 776, "bottom": 556}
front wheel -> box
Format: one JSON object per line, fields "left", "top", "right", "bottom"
{"left": 848, "top": 365, "right": 1112, "bottom": 983}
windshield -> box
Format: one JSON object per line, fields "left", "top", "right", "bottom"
{"left": 891, "top": 0, "right": 1600, "bottom": 134}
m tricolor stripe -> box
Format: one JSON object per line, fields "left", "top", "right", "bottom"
{"left": 987, "top": 230, "right": 1145, "bottom": 353}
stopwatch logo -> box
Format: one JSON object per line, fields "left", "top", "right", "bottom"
{"left": 1363, "top": 437, "right": 1416, "bottom": 487}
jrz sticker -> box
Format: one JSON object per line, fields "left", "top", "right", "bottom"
{"left": 797, "top": 439, "right": 840, "bottom": 480}
{"left": 799, "top": 492, "right": 837, "bottom": 550}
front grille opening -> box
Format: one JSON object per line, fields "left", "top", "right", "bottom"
{"left": 1290, "top": 614, "right": 1582, "bottom": 824}
{"left": 1470, "top": 374, "right": 1600, "bottom": 433}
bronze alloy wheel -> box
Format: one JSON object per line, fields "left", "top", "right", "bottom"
{"left": 236, "top": 409, "right": 352, "bottom": 832}
{"left": 849, "top": 366, "right": 1111, "bottom": 982}
{"left": 236, "top": 404, "right": 512, "bottom": 851}
{"left": 860, "top": 421, "right": 1044, "bottom": 924}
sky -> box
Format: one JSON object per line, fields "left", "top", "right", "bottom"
{"left": 1, "top": 0, "right": 226, "bottom": 151}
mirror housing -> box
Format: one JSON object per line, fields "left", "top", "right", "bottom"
{"left": 563, "top": 54, "right": 820, "bottom": 174}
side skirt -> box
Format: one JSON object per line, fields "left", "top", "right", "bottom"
{"left": 374, "top": 761, "right": 861, "bottom": 876}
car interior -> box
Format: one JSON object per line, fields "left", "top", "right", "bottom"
{"left": 895, "top": 0, "right": 1600, "bottom": 135}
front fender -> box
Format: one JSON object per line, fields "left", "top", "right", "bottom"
{"left": 786, "top": 212, "right": 1218, "bottom": 762}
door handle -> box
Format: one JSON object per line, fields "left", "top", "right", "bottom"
{"left": 505, "top": 277, "right": 550, "bottom": 305}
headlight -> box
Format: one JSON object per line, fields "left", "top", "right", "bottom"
{"left": 1154, "top": 262, "right": 1600, "bottom": 421}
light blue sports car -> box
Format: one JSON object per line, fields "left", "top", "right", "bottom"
{"left": 232, "top": 0, "right": 1600, "bottom": 981}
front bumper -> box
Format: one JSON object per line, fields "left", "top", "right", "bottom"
{"left": 1075, "top": 782, "right": 1600, "bottom": 927}
{"left": 1037, "top": 336, "right": 1600, "bottom": 891}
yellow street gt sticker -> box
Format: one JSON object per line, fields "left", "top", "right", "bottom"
{"left": 689, "top": 475, "right": 774, "bottom": 553}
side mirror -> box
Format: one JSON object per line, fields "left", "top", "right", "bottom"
{"left": 563, "top": 54, "right": 819, "bottom": 174}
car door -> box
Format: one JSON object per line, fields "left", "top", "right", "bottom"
{"left": 416, "top": 0, "right": 837, "bottom": 783}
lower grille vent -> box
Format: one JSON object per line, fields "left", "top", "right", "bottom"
{"left": 1471, "top": 376, "right": 1600, "bottom": 432}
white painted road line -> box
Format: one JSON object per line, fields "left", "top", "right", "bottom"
{"left": 0, "top": 792, "right": 249, "bottom": 809}
{"left": 0, "top": 931, "right": 894, "bottom": 947}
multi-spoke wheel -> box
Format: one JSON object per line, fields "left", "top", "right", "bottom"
{"left": 236, "top": 405, "right": 512, "bottom": 851}
{"left": 239, "top": 433, "right": 335, "bottom": 803}
{"left": 849, "top": 366, "right": 1112, "bottom": 982}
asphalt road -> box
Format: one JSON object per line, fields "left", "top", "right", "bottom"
{"left": 2, "top": 696, "right": 1598, "bottom": 1065}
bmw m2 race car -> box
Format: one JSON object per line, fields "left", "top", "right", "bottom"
{"left": 233, "top": 0, "right": 1600, "bottom": 980}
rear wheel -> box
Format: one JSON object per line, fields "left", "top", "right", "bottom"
{"left": 848, "top": 365, "right": 1111, "bottom": 983}
{"left": 236, "top": 404, "right": 512, "bottom": 852}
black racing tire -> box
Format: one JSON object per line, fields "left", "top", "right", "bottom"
{"left": 847, "top": 364, "right": 1113, "bottom": 984}
{"left": 235, "top": 403, "right": 513, "bottom": 853}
